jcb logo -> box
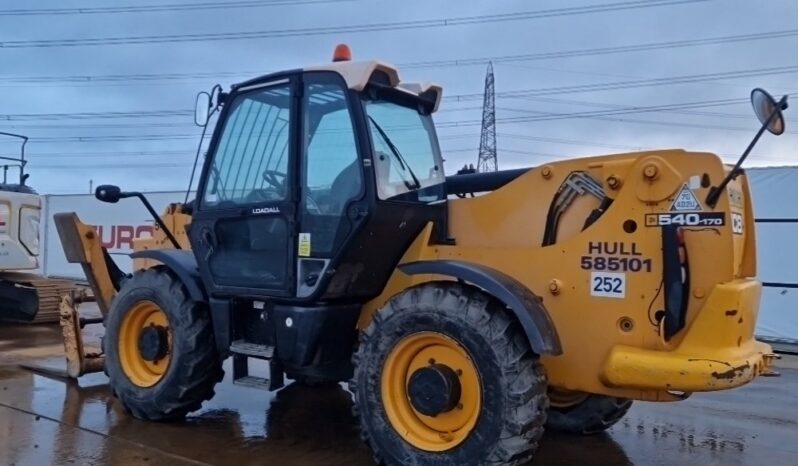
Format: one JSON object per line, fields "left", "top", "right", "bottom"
{"left": 731, "top": 213, "right": 744, "bottom": 235}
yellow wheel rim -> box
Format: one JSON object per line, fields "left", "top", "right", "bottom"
{"left": 381, "top": 332, "right": 482, "bottom": 452}
{"left": 548, "top": 387, "right": 589, "bottom": 409}
{"left": 118, "top": 300, "right": 172, "bottom": 388}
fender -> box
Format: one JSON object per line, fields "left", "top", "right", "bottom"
{"left": 130, "top": 250, "right": 232, "bottom": 358}
{"left": 130, "top": 250, "right": 206, "bottom": 302}
{"left": 399, "top": 260, "right": 563, "bottom": 356}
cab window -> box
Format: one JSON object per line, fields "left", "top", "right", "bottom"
{"left": 301, "top": 77, "right": 362, "bottom": 256}
{"left": 202, "top": 83, "right": 291, "bottom": 208}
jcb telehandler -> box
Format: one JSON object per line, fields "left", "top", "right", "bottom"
{"left": 54, "top": 45, "right": 785, "bottom": 465}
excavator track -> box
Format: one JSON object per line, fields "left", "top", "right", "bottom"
{"left": 0, "top": 272, "right": 84, "bottom": 324}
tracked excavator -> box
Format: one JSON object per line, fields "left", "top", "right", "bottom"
{"left": 53, "top": 46, "right": 786, "bottom": 465}
{"left": 0, "top": 131, "right": 76, "bottom": 323}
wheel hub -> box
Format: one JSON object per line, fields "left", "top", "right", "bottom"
{"left": 408, "top": 364, "right": 462, "bottom": 416}
{"left": 118, "top": 300, "right": 172, "bottom": 387}
{"left": 138, "top": 325, "right": 170, "bottom": 362}
{"left": 380, "top": 331, "right": 482, "bottom": 452}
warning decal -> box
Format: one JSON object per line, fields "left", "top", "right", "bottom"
{"left": 670, "top": 184, "right": 702, "bottom": 212}
{"left": 298, "top": 233, "right": 311, "bottom": 257}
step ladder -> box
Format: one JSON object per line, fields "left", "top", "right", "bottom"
{"left": 230, "top": 339, "right": 284, "bottom": 391}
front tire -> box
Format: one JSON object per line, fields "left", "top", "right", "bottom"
{"left": 351, "top": 283, "right": 548, "bottom": 466}
{"left": 104, "top": 267, "right": 223, "bottom": 421}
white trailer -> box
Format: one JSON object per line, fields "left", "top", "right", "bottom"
{"left": 747, "top": 167, "right": 798, "bottom": 347}
{"left": 41, "top": 191, "right": 188, "bottom": 279}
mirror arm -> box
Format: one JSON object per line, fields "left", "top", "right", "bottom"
{"left": 125, "top": 191, "right": 182, "bottom": 250}
{"left": 705, "top": 94, "right": 788, "bottom": 208}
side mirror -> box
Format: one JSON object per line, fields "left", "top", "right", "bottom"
{"left": 706, "top": 89, "right": 789, "bottom": 208}
{"left": 95, "top": 185, "right": 122, "bottom": 203}
{"left": 751, "top": 88, "right": 788, "bottom": 135}
{"left": 195, "top": 91, "right": 211, "bottom": 127}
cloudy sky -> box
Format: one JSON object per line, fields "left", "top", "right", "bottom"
{"left": 1, "top": 0, "right": 796, "bottom": 194}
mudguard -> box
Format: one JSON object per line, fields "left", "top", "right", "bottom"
{"left": 128, "top": 250, "right": 232, "bottom": 355}
{"left": 399, "top": 260, "right": 563, "bottom": 356}
{"left": 129, "top": 250, "right": 206, "bottom": 302}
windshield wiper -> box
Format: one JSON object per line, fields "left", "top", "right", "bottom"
{"left": 368, "top": 116, "right": 421, "bottom": 190}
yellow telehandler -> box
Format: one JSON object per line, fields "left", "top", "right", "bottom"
{"left": 53, "top": 45, "right": 784, "bottom": 465}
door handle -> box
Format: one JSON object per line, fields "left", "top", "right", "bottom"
{"left": 201, "top": 228, "right": 216, "bottom": 262}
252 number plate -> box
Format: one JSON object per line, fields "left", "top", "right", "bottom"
{"left": 591, "top": 272, "right": 626, "bottom": 298}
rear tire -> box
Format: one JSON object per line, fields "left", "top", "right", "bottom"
{"left": 546, "top": 393, "right": 632, "bottom": 434}
{"left": 351, "top": 283, "right": 548, "bottom": 466}
{"left": 104, "top": 267, "right": 223, "bottom": 421}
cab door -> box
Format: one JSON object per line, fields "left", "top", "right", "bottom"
{"left": 190, "top": 78, "right": 299, "bottom": 297}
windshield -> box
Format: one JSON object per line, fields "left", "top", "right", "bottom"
{"left": 364, "top": 100, "right": 445, "bottom": 202}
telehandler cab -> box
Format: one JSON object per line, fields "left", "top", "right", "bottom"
{"left": 54, "top": 45, "right": 785, "bottom": 465}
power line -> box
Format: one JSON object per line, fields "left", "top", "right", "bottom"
{"left": 32, "top": 162, "right": 192, "bottom": 169}
{"left": 2, "top": 95, "right": 787, "bottom": 146}
{"left": 0, "top": 0, "right": 707, "bottom": 48}
{"left": 0, "top": 97, "right": 766, "bottom": 143}
{"left": 499, "top": 133, "right": 645, "bottom": 151}
{"left": 5, "top": 61, "right": 793, "bottom": 123}
{"left": 0, "top": 70, "right": 252, "bottom": 85}
{"left": 0, "top": 0, "right": 352, "bottom": 16}
{"left": 6, "top": 24, "right": 796, "bottom": 86}
{"left": 407, "top": 29, "right": 798, "bottom": 69}
{"left": 0, "top": 109, "right": 191, "bottom": 121}
{"left": 448, "top": 65, "right": 798, "bottom": 101}
{"left": 436, "top": 101, "right": 770, "bottom": 133}
{"left": 25, "top": 150, "right": 190, "bottom": 158}
{"left": 445, "top": 146, "right": 569, "bottom": 160}
{"left": 497, "top": 95, "right": 754, "bottom": 120}
{"left": 437, "top": 97, "right": 751, "bottom": 126}
{"left": 16, "top": 134, "right": 199, "bottom": 143}
{"left": 492, "top": 133, "right": 798, "bottom": 162}
{"left": 2, "top": 122, "right": 198, "bottom": 130}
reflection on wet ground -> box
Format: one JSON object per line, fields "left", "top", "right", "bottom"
{"left": 1, "top": 323, "right": 797, "bottom": 466}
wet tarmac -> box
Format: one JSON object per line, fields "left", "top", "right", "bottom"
{"left": 1, "top": 323, "right": 797, "bottom": 466}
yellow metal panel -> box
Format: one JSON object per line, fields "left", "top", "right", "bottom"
{"left": 601, "top": 279, "right": 772, "bottom": 392}
{"left": 133, "top": 205, "right": 192, "bottom": 270}
{"left": 361, "top": 149, "right": 769, "bottom": 399}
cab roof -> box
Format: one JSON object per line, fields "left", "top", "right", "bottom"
{"left": 233, "top": 52, "right": 443, "bottom": 113}
{"left": 306, "top": 60, "right": 443, "bottom": 113}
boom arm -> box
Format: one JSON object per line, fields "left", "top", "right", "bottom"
{"left": 53, "top": 212, "right": 125, "bottom": 316}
